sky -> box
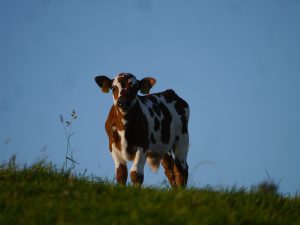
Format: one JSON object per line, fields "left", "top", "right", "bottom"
{"left": 1, "top": 0, "right": 300, "bottom": 194}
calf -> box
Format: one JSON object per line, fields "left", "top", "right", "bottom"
{"left": 94, "top": 73, "right": 189, "bottom": 188}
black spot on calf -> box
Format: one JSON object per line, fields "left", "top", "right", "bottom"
{"left": 153, "top": 104, "right": 161, "bottom": 117}
{"left": 154, "top": 117, "right": 160, "bottom": 131}
{"left": 148, "top": 108, "right": 154, "bottom": 117}
{"left": 159, "top": 103, "right": 172, "bottom": 144}
{"left": 150, "top": 133, "right": 156, "bottom": 144}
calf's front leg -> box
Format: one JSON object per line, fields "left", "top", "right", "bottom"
{"left": 111, "top": 149, "right": 128, "bottom": 185}
{"left": 130, "top": 148, "right": 147, "bottom": 186}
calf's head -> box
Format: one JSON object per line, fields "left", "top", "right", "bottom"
{"left": 95, "top": 73, "right": 156, "bottom": 112}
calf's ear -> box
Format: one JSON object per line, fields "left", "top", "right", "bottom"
{"left": 95, "top": 76, "right": 112, "bottom": 93}
{"left": 139, "top": 77, "right": 156, "bottom": 94}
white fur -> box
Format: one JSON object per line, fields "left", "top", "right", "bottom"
{"left": 130, "top": 147, "right": 147, "bottom": 175}
{"left": 146, "top": 154, "right": 161, "bottom": 172}
{"left": 112, "top": 78, "right": 122, "bottom": 105}
{"left": 111, "top": 144, "right": 126, "bottom": 169}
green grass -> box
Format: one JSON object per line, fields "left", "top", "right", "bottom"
{"left": 0, "top": 160, "right": 299, "bottom": 225}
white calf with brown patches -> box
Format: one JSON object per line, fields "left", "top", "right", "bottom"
{"left": 95, "top": 73, "right": 189, "bottom": 187}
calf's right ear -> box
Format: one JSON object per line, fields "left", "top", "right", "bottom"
{"left": 95, "top": 76, "right": 113, "bottom": 93}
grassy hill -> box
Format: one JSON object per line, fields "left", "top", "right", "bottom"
{"left": 0, "top": 159, "right": 299, "bottom": 225}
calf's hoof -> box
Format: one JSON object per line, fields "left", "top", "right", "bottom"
{"left": 130, "top": 171, "right": 144, "bottom": 186}
{"left": 174, "top": 169, "right": 188, "bottom": 188}
{"left": 174, "top": 162, "right": 188, "bottom": 188}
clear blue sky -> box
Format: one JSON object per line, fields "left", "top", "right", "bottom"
{"left": 1, "top": 0, "right": 300, "bottom": 194}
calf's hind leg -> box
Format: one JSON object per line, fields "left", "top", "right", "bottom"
{"left": 173, "top": 134, "right": 189, "bottom": 187}
{"left": 174, "top": 158, "right": 188, "bottom": 187}
{"left": 161, "top": 152, "right": 176, "bottom": 188}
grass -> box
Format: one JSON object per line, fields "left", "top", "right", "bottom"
{"left": 0, "top": 159, "right": 299, "bottom": 225}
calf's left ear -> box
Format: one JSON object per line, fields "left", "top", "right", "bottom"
{"left": 95, "top": 76, "right": 112, "bottom": 93}
{"left": 139, "top": 77, "right": 156, "bottom": 94}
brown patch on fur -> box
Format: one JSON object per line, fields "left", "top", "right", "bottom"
{"left": 130, "top": 171, "right": 144, "bottom": 186}
{"left": 116, "top": 164, "right": 128, "bottom": 185}
{"left": 161, "top": 153, "right": 176, "bottom": 188}
{"left": 112, "top": 85, "right": 119, "bottom": 100}
{"left": 105, "top": 105, "right": 125, "bottom": 152}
